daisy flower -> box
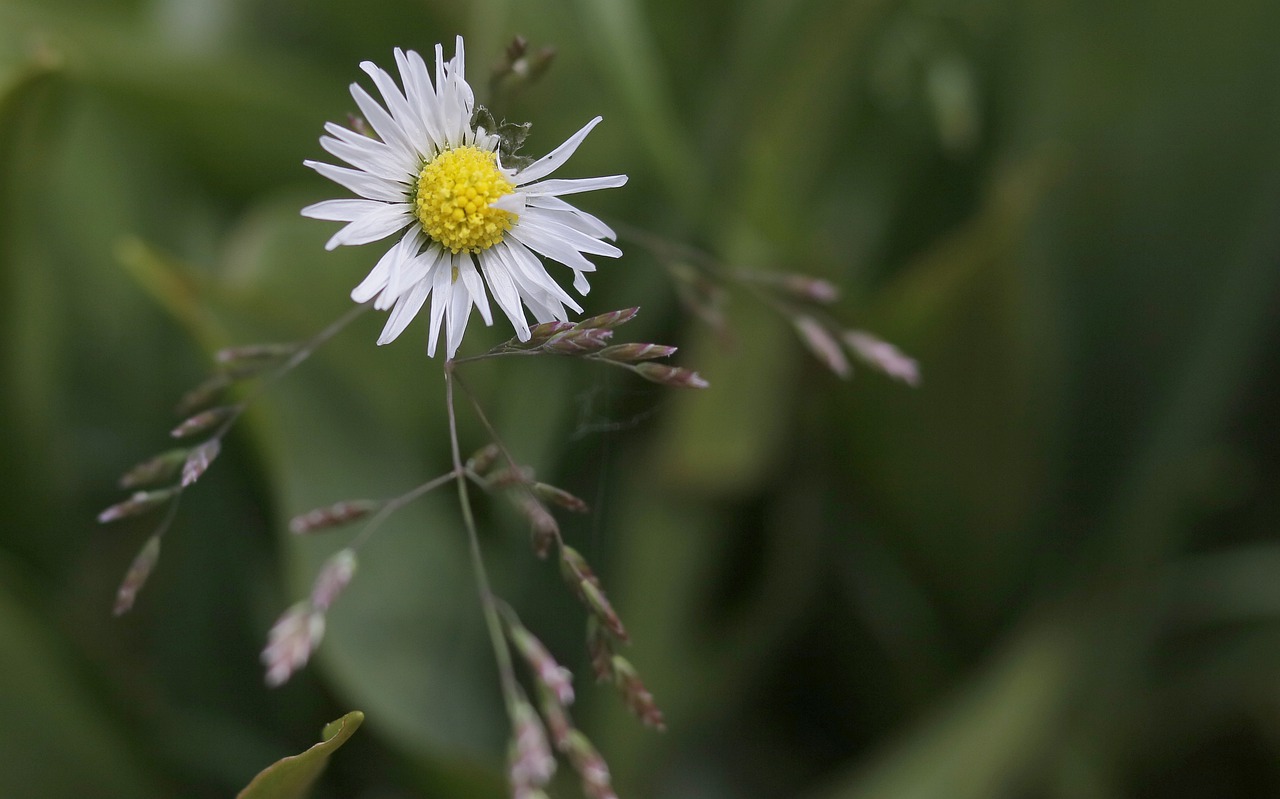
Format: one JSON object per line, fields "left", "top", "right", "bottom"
{"left": 302, "top": 36, "right": 627, "bottom": 358}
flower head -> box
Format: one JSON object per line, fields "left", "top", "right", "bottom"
{"left": 303, "top": 37, "right": 627, "bottom": 358}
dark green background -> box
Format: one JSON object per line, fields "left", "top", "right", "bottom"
{"left": 3, "top": 0, "right": 1279, "bottom": 796}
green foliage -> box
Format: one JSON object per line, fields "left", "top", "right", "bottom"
{"left": 237, "top": 712, "right": 363, "bottom": 799}
{"left": 2, "top": 0, "right": 1279, "bottom": 797}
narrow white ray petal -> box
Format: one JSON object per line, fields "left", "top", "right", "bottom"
{"left": 397, "top": 48, "right": 445, "bottom": 151}
{"left": 516, "top": 210, "right": 622, "bottom": 258}
{"left": 477, "top": 250, "right": 530, "bottom": 340}
{"left": 509, "top": 225, "right": 594, "bottom": 273}
{"left": 515, "top": 116, "right": 603, "bottom": 185}
{"left": 320, "top": 135, "right": 411, "bottom": 182}
{"left": 374, "top": 227, "right": 426, "bottom": 309}
{"left": 360, "top": 59, "right": 429, "bottom": 155}
{"left": 452, "top": 35, "right": 465, "bottom": 81}
{"left": 349, "top": 83, "right": 416, "bottom": 162}
{"left": 321, "top": 122, "right": 418, "bottom": 172}
{"left": 393, "top": 239, "right": 442, "bottom": 299}
{"left": 497, "top": 239, "right": 583, "bottom": 313}
{"left": 490, "top": 193, "right": 525, "bottom": 214}
{"left": 433, "top": 43, "right": 445, "bottom": 93}
{"left": 445, "top": 277, "right": 474, "bottom": 358}
{"left": 426, "top": 260, "right": 451, "bottom": 357}
{"left": 377, "top": 276, "right": 431, "bottom": 345}
{"left": 525, "top": 196, "right": 616, "bottom": 239}
{"left": 518, "top": 175, "right": 628, "bottom": 197}
{"left": 352, "top": 228, "right": 417, "bottom": 303}
{"left": 305, "top": 161, "right": 406, "bottom": 202}
{"left": 325, "top": 204, "right": 413, "bottom": 251}
{"left": 572, "top": 270, "right": 591, "bottom": 295}
{"left": 456, "top": 257, "right": 492, "bottom": 326}
{"left": 301, "top": 198, "right": 385, "bottom": 222}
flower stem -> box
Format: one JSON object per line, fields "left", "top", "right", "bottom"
{"left": 444, "top": 361, "right": 522, "bottom": 715}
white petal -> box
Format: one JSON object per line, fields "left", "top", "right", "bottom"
{"left": 301, "top": 198, "right": 385, "bottom": 222}
{"left": 324, "top": 204, "right": 413, "bottom": 251}
{"left": 396, "top": 48, "right": 446, "bottom": 151}
{"left": 457, "top": 257, "right": 493, "bottom": 326}
{"left": 320, "top": 134, "right": 412, "bottom": 182}
{"left": 497, "top": 239, "right": 582, "bottom": 313}
{"left": 305, "top": 160, "right": 406, "bottom": 202}
{"left": 490, "top": 193, "right": 526, "bottom": 214}
{"left": 572, "top": 270, "right": 591, "bottom": 295}
{"left": 426, "top": 260, "right": 452, "bottom": 357}
{"left": 517, "top": 208, "right": 622, "bottom": 257}
{"left": 360, "top": 59, "right": 430, "bottom": 157}
{"left": 526, "top": 195, "right": 616, "bottom": 239}
{"left": 391, "top": 240, "right": 443, "bottom": 301}
{"left": 350, "top": 83, "right": 417, "bottom": 162}
{"left": 351, "top": 227, "right": 418, "bottom": 303}
{"left": 477, "top": 250, "right": 530, "bottom": 340}
{"left": 445, "top": 258, "right": 474, "bottom": 359}
{"left": 515, "top": 116, "right": 603, "bottom": 185}
{"left": 519, "top": 175, "right": 628, "bottom": 197}
{"left": 377, "top": 276, "right": 431, "bottom": 345}
{"left": 374, "top": 227, "right": 427, "bottom": 309}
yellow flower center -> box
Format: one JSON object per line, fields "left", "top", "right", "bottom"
{"left": 414, "top": 145, "right": 516, "bottom": 254}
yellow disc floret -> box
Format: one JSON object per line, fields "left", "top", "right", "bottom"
{"left": 414, "top": 145, "right": 516, "bottom": 254}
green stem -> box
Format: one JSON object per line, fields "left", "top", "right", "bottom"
{"left": 444, "top": 360, "right": 521, "bottom": 715}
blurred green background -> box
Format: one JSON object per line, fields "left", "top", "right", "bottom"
{"left": 3, "top": 0, "right": 1280, "bottom": 797}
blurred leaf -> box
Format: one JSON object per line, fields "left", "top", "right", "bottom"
{"left": 0, "top": 562, "right": 161, "bottom": 798}
{"left": 0, "top": 0, "right": 335, "bottom": 195}
{"left": 836, "top": 153, "right": 1061, "bottom": 623}
{"left": 568, "top": 0, "right": 701, "bottom": 209}
{"left": 237, "top": 711, "right": 363, "bottom": 799}
{"left": 812, "top": 618, "right": 1080, "bottom": 799}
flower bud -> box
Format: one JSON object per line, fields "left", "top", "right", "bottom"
{"left": 180, "top": 439, "right": 221, "bottom": 487}
{"left": 262, "top": 601, "right": 325, "bottom": 688}
{"left": 309, "top": 549, "right": 357, "bottom": 612}
{"left": 176, "top": 374, "right": 230, "bottom": 416}
{"left": 596, "top": 343, "right": 678, "bottom": 363}
{"left": 119, "top": 448, "right": 189, "bottom": 489}
{"left": 288, "top": 500, "right": 381, "bottom": 535}
{"left": 113, "top": 535, "right": 161, "bottom": 616}
{"left": 97, "top": 488, "right": 178, "bottom": 524}
{"left": 586, "top": 616, "right": 615, "bottom": 683}
{"left": 563, "top": 730, "right": 616, "bottom": 799}
{"left": 794, "top": 316, "right": 851, "bottom": 379}
{"left": 842, "top": 330, "right": 921, "bottom": 387}
{"left": 171, "top": 405, "right": 238, "bottom": 439}
{"left": 572, "top": 307, "right": 638, "bottom": 331}
{"left": 544, "top": 328, "right": 612, "bottom": 355}
{"left": 533, "top": 482, "right": 588, "bottom": 513}
{"left": 632, "top": 362, "right": 710, "bottom": 389}
{"left": 516, "top": 320, "right": 575, "bottom": 348}
{"left": 508, "top": 623, "right": 574, "bottom": 706}
{"left": 535, "top": 683, "right": 573, "bottom": 749}
{"left": 466, "top": 443, "right": 501, "bottom": 476}
{"left": 513, "top": 494, "right": 559, "bottom": 558}
{"left": 508, "top": 700, "right": 556, "bottom": 791}
{"left": 579, "top": 578, "right": 629, "bottom": 643}
{"left": 611, "top": 655, "right": 667, "bottom": 731}
{"left": 781, "top": 274, "right": 840, "bottom": 304}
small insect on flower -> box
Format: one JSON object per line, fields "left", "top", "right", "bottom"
{"left": 303, "top": 36, "right": 627, "bottom": 358}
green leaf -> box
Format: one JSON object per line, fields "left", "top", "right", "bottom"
{"left": 236, "top": 711, "right": 364, "bottom": 799}
{"left": 0, "top": 562, "right": 162, "bottom": 798}
{"left": 810, "top": 619, "right": 1081, "bottom": 799}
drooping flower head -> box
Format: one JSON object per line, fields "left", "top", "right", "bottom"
{"left": 302, "top": 36, "right": 626, "bottom": 357}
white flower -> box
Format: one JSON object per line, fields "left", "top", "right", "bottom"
{"left": 302, "top": 36, "right": 627, "bottom": 358}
